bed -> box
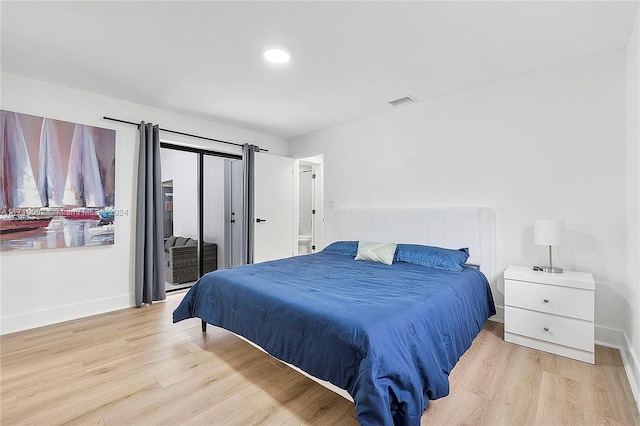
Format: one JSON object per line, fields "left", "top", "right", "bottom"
{"left": 173, "top": 208, "right": 496, "bottom": 425}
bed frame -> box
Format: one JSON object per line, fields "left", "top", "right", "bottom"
{"left": 201, "top": 206, "right": 495, "bottom": 402}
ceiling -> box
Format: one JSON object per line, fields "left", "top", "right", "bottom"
{"left": 1, "top": 1, "right": 638, "bottom": 140}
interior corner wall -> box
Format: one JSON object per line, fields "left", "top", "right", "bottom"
{"left": 289, "top": 50, "right": 627, "bottom": 336}
{"left": 0, "top": 72, "right": 288, "bottom": 335}
{"left": 625, "top": 11, "right": 640, "bottom": 402}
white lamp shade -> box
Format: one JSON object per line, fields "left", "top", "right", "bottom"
{"left": 535, "top": 219, "right": 564, "bottom": 246}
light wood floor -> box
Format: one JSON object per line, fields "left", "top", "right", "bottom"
{"left": 2, "top": 293, "right": 639, "bottom": 425}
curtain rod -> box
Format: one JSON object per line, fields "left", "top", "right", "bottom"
{"left": 103, "top": 116, "right": 267, "bottom": 152}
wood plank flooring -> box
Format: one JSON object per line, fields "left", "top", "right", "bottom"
{"left": 1, "top": 292, "right": 638, "bottom": 425}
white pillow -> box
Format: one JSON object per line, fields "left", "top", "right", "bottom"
{"left": 354, "top": 241, "right": 397, "bottom": 265}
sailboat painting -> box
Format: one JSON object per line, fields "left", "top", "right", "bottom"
{"left": 1, "top": 110, "right": 116, "bottom": 251}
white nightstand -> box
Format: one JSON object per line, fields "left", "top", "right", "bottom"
{"left": 504, "top": 265, "right": 595, "bottom": 364}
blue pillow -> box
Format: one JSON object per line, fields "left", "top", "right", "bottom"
{"left": 321, "top": 241, "right": 358, "bottom": 257}
{"left": 394, "top": 244, "right": 469, "bottom": 271}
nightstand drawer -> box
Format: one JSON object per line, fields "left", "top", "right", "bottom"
{"left": 505, "top": 279, "right": 593, "bottom": 321}
{"left": 504, "top": 306, "right": 593, "bottom": 352}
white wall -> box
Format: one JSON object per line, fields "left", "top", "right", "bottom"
{"left": 289, "top": 51, "right": 627, "bottom": 336}
{"left": 625, "top": 12, "right": 640, "bottom": 401}
{"left": 0, "top": 72, "right": 288, "bottom": 334}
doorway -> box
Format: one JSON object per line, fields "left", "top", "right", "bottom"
{"left": 160, "top": 144, "right": 242, "bottom": 292}
{"left": 295, "top": 154, "right": 324, "bottom": 255}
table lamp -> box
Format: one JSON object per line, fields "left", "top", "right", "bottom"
{"left": 535, "top": 219, "right": 564, "bottom": 273}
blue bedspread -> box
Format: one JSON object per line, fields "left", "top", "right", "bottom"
{"left": 173, "top": 253, "right": 495, "bottom": 425}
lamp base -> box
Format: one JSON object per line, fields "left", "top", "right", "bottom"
{"left": 541, "top": 266, "right": 563, "bottom": 273}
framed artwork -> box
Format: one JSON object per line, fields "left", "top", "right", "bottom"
{"left": 1, "top": 110, "right": 116, "bottom": 251}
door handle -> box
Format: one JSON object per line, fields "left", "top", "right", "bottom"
{"left": 256, "top": 218, "right": 266, "bottom": 223}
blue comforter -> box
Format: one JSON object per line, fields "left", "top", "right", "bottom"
{"left": 173, "top": 253, "right": 495, "bottom": 425}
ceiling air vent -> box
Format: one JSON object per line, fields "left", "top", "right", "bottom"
{"left": 388, "top": 96, "right": 417, "bottom": 107}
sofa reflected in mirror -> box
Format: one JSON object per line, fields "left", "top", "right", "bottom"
{"left": 164, "top": 236, "right": 217, "bottom": 285}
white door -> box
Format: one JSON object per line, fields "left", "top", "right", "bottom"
{"left": 254, "top": 152, "right": 294, "bottom": 263}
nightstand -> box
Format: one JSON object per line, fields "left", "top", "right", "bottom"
{"left": 504, "top": 265, "right": 595, "bottom": 364}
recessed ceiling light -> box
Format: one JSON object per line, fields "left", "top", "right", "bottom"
{"left": 263, "top": 48, "right": 291, "bottom": 64}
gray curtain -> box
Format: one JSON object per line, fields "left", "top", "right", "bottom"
{"left": 242, "top": 144, "right": 257, "bottom": 265}
{"left": 134, "top": 122, "right": 165, "bottom": 307}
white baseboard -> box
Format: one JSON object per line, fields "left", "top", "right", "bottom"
{"left": 620, "top": 332, "right": 640, "bottom": 407}
{"left": 0, "top": 294, "right": 132, "bottom": 335}
{"left": 491, "top": 305, "right": 505, "bottom": 323}
{"left": 595, "top": 324, "right": 626, "bottom": 348}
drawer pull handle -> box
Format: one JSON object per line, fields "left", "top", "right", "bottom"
{"left": 543, "top": 299, "right": 549, "bottom": 304}
{"left": 543, "top": 327, "right": 549, "bottom": 332}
